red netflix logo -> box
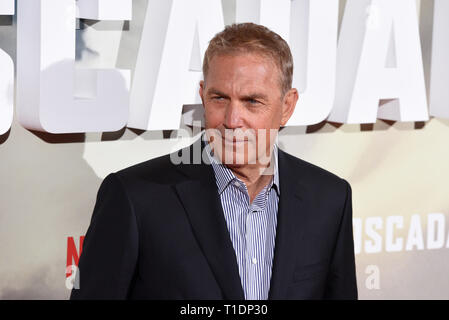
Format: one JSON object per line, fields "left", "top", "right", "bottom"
{"left": 65, "top": 236, "right": 84, "bottom": 290}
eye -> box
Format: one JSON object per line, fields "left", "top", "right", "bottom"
{"left": 247, "top": 98, "right": 261, "bottom": 105}
{"left": 212, "top": 96, "right": 224, "bottom": 101}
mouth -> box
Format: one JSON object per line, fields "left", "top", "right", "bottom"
{"left": 221, "top": 136, "right": 248, "bottom": 144}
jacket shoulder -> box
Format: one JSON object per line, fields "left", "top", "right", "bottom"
{"left": 278, "top": 148, "right": 349, "bottom": 188}
{"left": 278, "top": 148, "right": 351, "bottom": 216}
{"left": 113, "top": 146, "right": 188, "bottom": 185}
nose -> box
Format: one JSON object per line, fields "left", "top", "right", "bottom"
{"left": 224, "top": 100, "right": 244, "bottom": 129}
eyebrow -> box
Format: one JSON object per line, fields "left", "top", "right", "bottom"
{"left": 207, "top": 88, "right": 230, "bottom": 99}
{"left": 206, "top": 88, "right": 268, "bottom": 101}
{"left": 241, "top": 93, "right": 268, "bottom": 101}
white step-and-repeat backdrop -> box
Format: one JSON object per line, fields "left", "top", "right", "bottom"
{"left": 0, "top": 0, "right": 448, "bottom": 299}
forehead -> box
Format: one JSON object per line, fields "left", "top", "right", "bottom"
{"left": 205, "top": 52, "right": 280, "bottom": 93}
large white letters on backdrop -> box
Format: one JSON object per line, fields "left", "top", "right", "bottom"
{"left": 0, "top": 0, "right": 14, "bottom": 15}
{"left": 1, "top": 0, "right": 449, "bottom": 133}
{"left": 16, "top": 0, "right": 131, "bottom": 133}
{"left": 76, "top": 0, "right": 132, "bottom": 20}
{"left": 236, "top": 0, "right": 339, "bottom": 126}
{"left": 328, "top": 0, "right": 429, "bottom": 123}
{"left": 128, "top": 0, "right": 224, "bottom": 131}
{"left": 0, "top": 0, "right": 14, "bottom": 135}
{"left": 429, "top": 0, "right": 449, "bottom": 119}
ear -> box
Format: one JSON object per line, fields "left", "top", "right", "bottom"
{"left": 199, "top": 80, "right": 205, "bottom": 107}
{"left": 280, "top": 88, "right": 299, "bottom": 126}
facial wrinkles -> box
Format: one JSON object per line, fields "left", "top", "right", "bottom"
{"left": 204, "top": 54, "right": 283, "bottom": 133}
{"left": 227, "top": 59, "right": 272, "bottom": 97}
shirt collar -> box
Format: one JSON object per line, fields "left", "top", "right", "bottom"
{"left": 202, "top": 132, "right": 280, "bottom": 196}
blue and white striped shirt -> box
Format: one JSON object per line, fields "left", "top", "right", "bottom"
{"left": 204, "top": 138, "right": 280, "bottom": 300}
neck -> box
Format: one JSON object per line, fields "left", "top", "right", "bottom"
{"left": 226, "top": 152, "right": 276, "bottom": 204}
{"left": 229, "top": 161, "right": 273, "bottom": 184}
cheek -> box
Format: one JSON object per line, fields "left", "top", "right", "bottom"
{"left": 252, "top": 107, "right": 281, "bottom": 129}
{"left": 204, "top": 104, "right": 225, "bottom": 127}
{"left": 267, "top": 105, "right": 283, "bottom": 126}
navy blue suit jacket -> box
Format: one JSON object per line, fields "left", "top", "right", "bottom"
{"left": 70, "top": 137, "right": 357, "bottom": 299}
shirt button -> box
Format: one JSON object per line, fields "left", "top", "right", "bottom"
{"left": 233, "top": 181, "right": 240, "bottom": 187}
{"left": 251, "top": 258, "right": 257, "bottom": 265}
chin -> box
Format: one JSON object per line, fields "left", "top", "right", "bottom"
{"left": 219, "top": 152, "right": 259, "bottom": 167}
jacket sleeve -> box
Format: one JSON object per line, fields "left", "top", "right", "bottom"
{"left": 70, "top": 173, "right": 139, "bottom": 300}
{"left": 324, "top": 179, "right": 358, "bottom": 299}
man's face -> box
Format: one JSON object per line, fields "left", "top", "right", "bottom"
{"left": 199, "top": 52, "right": 297, "bottom": 168}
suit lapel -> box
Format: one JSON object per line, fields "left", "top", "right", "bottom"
{"left": 173, "top": 138, "right": 245, "bottom": 300}
{"left": 268, "top": 149, "right": 311, "bottom": 300}
{"left": 172, "top": 138, "right": 310, "bottom": 300}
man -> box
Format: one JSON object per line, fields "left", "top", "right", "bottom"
{"left": 70, "top": 23, "right": 357, "bottom": 300}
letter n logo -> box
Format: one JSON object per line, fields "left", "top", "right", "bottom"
{"left": 66, "top": 236, "right": 84, "bottom": 277}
